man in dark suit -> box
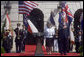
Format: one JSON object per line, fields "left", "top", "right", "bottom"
{"left": 75, "top": 30, "right": 83, "bottom": 53}
{"left": 21, "top": 25, "right": 28, "bottom": 52}
{"left": 58, "top": 6, "right": 69, "bottom": 55}
{"left": 14, "top": 23, "right": 22, "bottom": 53}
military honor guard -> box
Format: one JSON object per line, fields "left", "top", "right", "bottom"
{"left": 21, "top": 25, "right": 28, "bottom": 52}
{"left": 2, "top": 28, "right": 13, "bottom": 53}
{"left": 14, "top": 23, "right": 22, "bottom": 53}
{"left": 58, "top": 6, "right": 69, "bottom": 55}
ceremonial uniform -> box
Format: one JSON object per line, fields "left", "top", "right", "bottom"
{"left": 75, "top": 30, "right": 83, "bottom": 53}
{"left": 2, "top": 34, "right": 13, "bottom": 53}
{"left": 14, "top": 28, "right": 22, "bottom": 53}
{"left": 58, "top": 12, "right": 69, "bottom": 55}
{"left": 21, "top": 29, "right": 28, "bottom": 51}
{"left": 3, "top": 37, "right": 8, "bottom": 53}
{"left": 58, "top": 23, "right": 69, "bottom": 54}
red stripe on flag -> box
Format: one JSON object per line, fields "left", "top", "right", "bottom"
{"left": 19, "top": 1, "right": 38, "bottom": 15}
{"left": 28, "top": 26, "right": 32, "bottom": 34}
{"left": 24, "top": 3, "right": 34, "bottom": 9}
{"left": 30, "top": 1, "right": 38, "bottom": 6}
{"left": 24, "top": 1, "right": 36, "bottom": 7}
{"left": 65, "top": 5, "right": 74, "bottom": 18}
{"left": 19, "top": 6, "right": 32, "bottom": 11}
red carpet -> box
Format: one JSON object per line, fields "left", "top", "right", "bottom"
{"left": 1, "top": 45, "right": 80, "bottom": 56}
{"left": 44, "top": 53, "right": 80, "bottom": 56}
{"left": 25, "top": 45, "right": 36, "bottom": 56}
{"left": 1, "top": 45, "right": 36, "bottom": 56}
{"left": 42, "top": 46, "right": 80, "bottom": 56}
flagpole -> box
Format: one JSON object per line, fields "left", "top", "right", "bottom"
{"left": 18, "top": 1, "right": 20, "bottom": 39}
{"left": 18, "top": 1, "right": 19, "bottom": 24}
{"left": 18, "top": 12, "right": 19, "bottom": 24}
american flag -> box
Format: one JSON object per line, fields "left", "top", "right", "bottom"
{"left": 23, "top": 14, "right": 32, "bottom": 33}
{"left": 19, "top": 1, "right": 38, "bottom": 15}
{"left": 19, "top": 1, "right": 38, "bottom": 33}
{"left": 23, "top": 14, "right": 39, "bottom": 34}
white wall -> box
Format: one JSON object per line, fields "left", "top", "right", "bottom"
{"left": 34, "top": 1, "right": 83, "bottom": 27}
{"left": 1, "top": 1, "right": 83, "bottom": 52}
{"left": 1, "top": 1, "right": 83, "bottom": 30}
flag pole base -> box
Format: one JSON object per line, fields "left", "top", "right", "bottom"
{"left": 35, "top": 37, "right": 44, "bottom": 56}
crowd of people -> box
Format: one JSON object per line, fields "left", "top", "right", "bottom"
{"left": 1, "top": 4, "right": 83, "bottom": 56}
{"left": 44, "top": 22, "right": 83, "bottom": 55}
{"left": 44, "top": 6, "right": 83, "bottom": 55}
{"left": 14, "top": 24, "right": 28, "bottom": 53}
{"left": 2, "top": 24, "right": 28, "bottom": 53}
{"left": 2, "top": 29, "right": 13, "bottom": 53}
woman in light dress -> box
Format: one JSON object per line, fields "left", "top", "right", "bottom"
{"left": 44, "top": 22, "right": 55, "bottom": 54}
{"left": 70, "top": 21, "right": 75, "bottom": 52}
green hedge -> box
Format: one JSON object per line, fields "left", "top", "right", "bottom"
{"left": 80, "top": 52, "right": 83, "bottom": 56}
{"left": 1, "top": 47, "right": 5, "bottom": 53}
{"left": 79, "top": 46, "right": 83, "bottom": 56}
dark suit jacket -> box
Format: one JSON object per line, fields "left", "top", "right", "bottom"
{"left": 14, "top": 28, "right": 22, "bottom": 43}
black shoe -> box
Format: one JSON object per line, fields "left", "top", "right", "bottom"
{"left": 64, "top": 53, "right": 67, "bottom": 55}
{"left": 60, "top": 53, "right": 63, "bottom": 55}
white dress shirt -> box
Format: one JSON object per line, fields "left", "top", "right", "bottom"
{"left": 44, "top": 26, "right": 55, "bottom": 38}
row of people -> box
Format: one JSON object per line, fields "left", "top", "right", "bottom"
{"left": 2, "top": 29, "right": 13, "bottom": 53}
{"left": 2, "top": 24, "right": 28, "bottom": 53}
{"left": 14, "top": 23, "right": 28, "bottom": 53}
{"left": 2, "top": 22, "right": 83, "bottom": 54}
{"left": 44, "top": 6, "right": 83, "bottom": 55}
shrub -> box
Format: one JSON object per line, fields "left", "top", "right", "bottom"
{"left": 79, "top": 46, "right": 83, "bottom": 56}
{"left": 1, "top": 47, "right": 5, "bottom": 53}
